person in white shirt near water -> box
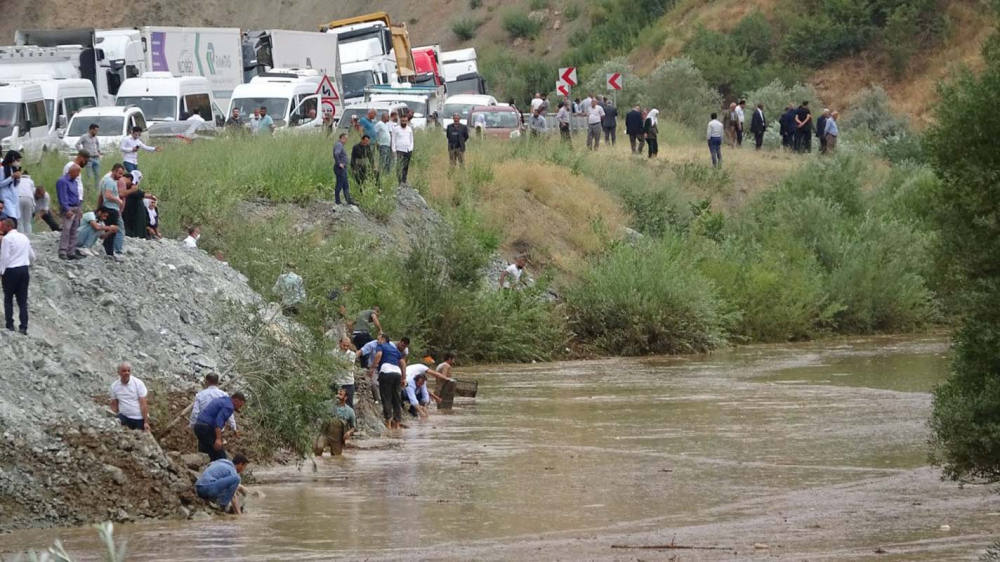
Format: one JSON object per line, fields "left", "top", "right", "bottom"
{"left": 391, "top": 115, "right": 415, "bottom": 186}
{"left": 120, "top": 126, "right": 160, "bottom": 172}
{"left": 0, "top": 218, "right": 35, "bottom": 334}
{"left": 498, "top": 255, "right": 528, "bottom": 290}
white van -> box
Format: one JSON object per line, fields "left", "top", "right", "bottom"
{"left": 227, "top": 69, "right": 323, "bottom": 131}
{"left": 35, "top": 78, "right": 98, "bottom": 136}
{"left": 115, "top": 72, "right": 223, "bottom": 124}
{"left": 61, "top": 106, "right": 147, "bottom": 154}
{"left": 0, "top": 82, "right": 60, "bottom": 161}
{"left": 442, "top": 94, "right": 498, "bottom": 125}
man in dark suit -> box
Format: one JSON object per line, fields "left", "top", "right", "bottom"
{"left": 778, "top": 104, "right": 796, "bottom": 149}
{"left": 750, "top": 103, "right": 767, "bottom": 150}
{"left": 625, "top": 104, "right": 645, "bottom": 154}
{"left": 815, "top": 109, "right": 830, "bottom": 154}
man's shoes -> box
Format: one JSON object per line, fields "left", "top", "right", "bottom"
{"left": 68, "top": 253, "right": 86, "bottom": 260}
{"left": 18, "top": 328, "right": 27, "bottom": 336}
{"left": 58, "top": 253, "right": 68, "bottom": 260}
{"left": 73, "top": 250, "right": 87, "bottom": 258}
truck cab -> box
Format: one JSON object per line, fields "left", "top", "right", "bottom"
{"left": 440, "top": 48, "right": 486, "bottom": 95}
{"left": 115, "top": 72, "right": 223, "bottom": 125}
{"left": 227, "top": 69, "right": 323, "bottom": 131}
{"left": 412, "top": 45, "right": 442, "bottom": 87}
{"left": 0, "top": 82, "right": 60, "bottom": 161}
{"left": 95, "top": 29, "right": 146, "bottom": 100}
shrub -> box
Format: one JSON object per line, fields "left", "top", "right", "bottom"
{"left": 578, "top": 57, "right": 646, "bottom": 108}
{"left": 841, "top": 85, "right": 910, "bottom": 139}
{"left": 742, "top": 79, "right": 822, "bottom": 131}
{"left": 563, "top": 0, "right": 676, "bottom": 67}
{"left": 479, "top": 45, "right": 556, "bottom": 104}
{"left": 730, "top": 11, "right": 775, "bottom": 64}
{"left": 530, "top": 0, "right": 550, "bottom": 9}
{"left": 644, "top": 57, "right": 722, "bottom": 129}
{"left": 451, "top": 17, "right": 483, "bottom": 40}
{"left": 567, "top": 235, "right": 729, "bottom": 355}
{"left": 502, "top": 10, "right": 544, "bottom": 39}
{"left": 563, "top": 2, "right": 581, "bottom": 21}
{"left": 470, "top": 0, "right": 483, "bottom": 7}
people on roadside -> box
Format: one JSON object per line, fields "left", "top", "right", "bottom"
{"left": 375, "top": 112, "right": 393, "bottom": 176}
{"left": 371, "top": 334, "right": 409, "bottom": 429}
{"left": 249, "top": 108, "right": 262, "bottom": 135}
{"left": 109, "top": 363, "right": 149, "bottom": 431}
{"left": 392, "top": 115, "right": 415, "bottom": 186}
{"left": 120, "top": 170, "right": 156, "bottom": 239}
{"left": 351, "top": 135, "right": 375, "bottom": 188}
{"left": 334, "top": 336, "right": 357, "bottom": 408}
{"left": 195, "top": 453, "right": 249, "bottom": 515}
{"left": 779, "top": 104, "right": 796, "bottom": 149}
{"left": 15, "top": 168, "right": 35, "bottom": 235}
{"left": 556, "top": 102, "right": 572, "bottom": 143}
{"left": 352, "top": 306, "right": 382, "bottom": 352}
{"left": 0, "top": 200, "right": 6, "bottom": 220}
{"left": 735, "top": 100, "right": 746, "bottom": 147}
{"left": 530, "top": 92, "right": 543, "bottom": 113}
{"left": 538, "top": 93, "right": 550, "bottom": 116}
{"left": 145, "top": 199, "right": 162, "bottom": 239}
{"left": 100, "top": 164, "right": 127, "bottom": 258}
{"left": 359, "top": 108, "right": 378, "bottom": 140}
{"left": 333, "top": 133, "right": 355, "bottom": 206}
{"left": 499, "top": 255, "right": 528, "bottom": 290}
{"left": 258, "top": 106, "right": 275, "bottom": 135}
{"left": 120, "top": 127, "right": 159, "bottom": 172}
{"left": 643, "top": 109, "right": 659, "bottom": 158}
{"left": 0, "top": 217, "right": 33, "bottom": 335}
{"left": 586, "top": 99, "right": 605, "bottom": 150}
{"left": 34, "top": 185, "right": 60, "bottom": 232}
{"left": 625, "top": 104, "right": 644, "bottom": 154}
{"left": 446, "top": 113, "right": 470, "bottom": 168}
{"left": 225, "top": 108, "right": 243, "bottom": 132}
{"left": 602, "top": 99, "right": 618, "bottom": 146}
{"left": 473, "top": 111, "right": 487, "bottom": 139}
{"left": 1, "top": 151, "right": 23, "bottom": 229}
{"left": 529, "top": 109, "right": 547, "bottom": 137}
{"left": 572, "top": 97, "right": 582, "bottom": 114}
{"left": 816, "top": 109, "right": 830, "bottom": 154}
{"left": 313, "top": 387, "right": 356, "bottom": 456}
{"left": 184, "top": 226, "right": 201, "bottom": 248}
{"left": 56, "top": 164, "right": 86, "bottom": 261}
{"left": 189, "top": 373, "right": 238, "bottom": 434}
{"left": 794, "top": 101, "right": 813, "bottom": 153}
{"left": 707, "top": 112, "right": 724, "bottom": 168}
{"left": 76, "top": 207, "right": 117, "bottom": 255}
{"left": 75, "top": 123, "right": 103, "bottom": 192}
{"left": 750, "top": 103, "right": 767, "bottom": 151}
{"left": 824, "top": 111, "right": 839, "bottom": 154}
{"left": 193, "top": 391, "right": 246, "bottom": 461}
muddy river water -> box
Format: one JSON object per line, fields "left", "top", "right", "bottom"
{"left": 3, "top": 335, "right": 998, "bottom": 560}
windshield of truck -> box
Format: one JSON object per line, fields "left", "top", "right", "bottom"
{"left": 229, "top": 98, "right": 290, "bottom": 126}
{"left": 342, "top": 71, "right": 374, "bottom": 101}
{"left": 67, "top": 116, "right": 125, "bottom": 137}
{"left": 117, "top": 96, "right": 178, "bottom": 121}
{"left": 442, "top": 103, "right": 478, "bottom": 121}
{"left": 446, "top": 78, "right": 482, "bottom": 96}
{"left": 470, "top": 111, "right": 519, "bottom": 128}
{"left": 0, "top": 103, "right": 17, "bottom": 138}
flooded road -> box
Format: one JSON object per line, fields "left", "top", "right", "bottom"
{"left": 3, "top": 335, "right": 998, "bottom": 560}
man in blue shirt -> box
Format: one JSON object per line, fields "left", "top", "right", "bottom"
{"left": 196, "top": 453, "right": 249, "bottom": 515}
{"left": 824, "top": 111, "right": 840, "bottom": 154}
{"left": 56, "top": 165, "right": 85, "bottom": 261}
{"left": 193, "top": 392, "right": 246, "bottom": 461}
{"left": 359, "top": 108, "right": 378, "bottom": 140}
{"left": 333, "top": 133, "right": 354, "bottom": 206}
{"left": 370, "top": 334, "right": 409, "bottom": 428}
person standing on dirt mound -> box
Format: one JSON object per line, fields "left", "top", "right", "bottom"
{"left": 189, "top": 373, "right": 238, "bottom": 434}
{"left": 193, "top": 392, "right": 246, "bottom": 461}
{"left": 1, "top": 217, "right": 34, "bottom": 335}
{"left": 333, "top": 133, "right": 355, "bottom": 206}
{"left": 109, "top": 363, "right": 149, "bottom": 431}
{"left": 195, "top": 453, "right": 249, "bottom": 515}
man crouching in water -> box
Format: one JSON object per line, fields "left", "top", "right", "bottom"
{"left": 314, "top": 387, "right": 357, "bottom": 456}
{"left": 195, "top": 453, "right": 249, "bottom": 515}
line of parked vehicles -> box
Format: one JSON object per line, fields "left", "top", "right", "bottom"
{"left": 0, "top": 12, "right": 520, "bottom": 161}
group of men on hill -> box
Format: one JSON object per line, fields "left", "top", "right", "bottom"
{"left": 332, "top": 108, "right": 417, "bottom": 206}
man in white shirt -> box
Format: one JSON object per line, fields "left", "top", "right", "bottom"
{"left": 586, "top": 102, "right": 605, "bottom": 150}
{"left": 735, "top": 100, "right": 746, "bottom": 147}
{"left": 707, "top": 112, "right": 725, "bottom": 168}
{"left": 15, "top": 171, "right": 36, "bottom": 235}
{"left": 187, "top": 111, "right": 206, "bottom": 122}
{"left": 110, "top": 363, "right": 149, "bottom": 431}
{"left": 402, "top": 366, "right": 445, "bottom": 418}
{"left": 120, "top": 127, "right": 160, "bottom": 173}
{"left": 498, "top": 255, "right": 527, "bottom": 290}
{"left": 392, "top": 115, "right": 415, "bottom": 186}
{"left": 334, "top": 337, "right": 358, "bottom": 407}
{"left": 580, "top": 94, "right": 593, "bottom": 116}
{"left": 189, "top": 373, "right": 238, "bottom": 432}
{"left": 0, "top": 218, "right": 34, "bottom": 334}
{"left": 184, "top": 226, "right": 201, "bottom": 248}
{"left": 530, "top": 92, "right": 543, "bottom": 112}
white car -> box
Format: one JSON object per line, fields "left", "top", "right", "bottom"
{"left": 61, "top": 106, "right": 148, "bottom": 155}
{"left": 441, "top": 94, "right": 498, "bottom": 125}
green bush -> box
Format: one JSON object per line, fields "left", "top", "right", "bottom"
{"left": 841, "top": 85, "right": 910, "bottom": 139}
{"left": 502, "top": 10, "right": 544, "bottom": 39}
{"left": 451, "top": 17, "right": 483, "bottom": 40}
{"left": 730, "top": 11, "right": 775, "bottom": 64}
{"left": 644, "top": 57, "right": 722, "bottom": 129}
{"left": 742, "top": 79, "right": 822, "bottom": 131}
{"left": 530, "top": 0, "right": 550, "bottom": 9}
{"left": 567, "top": 235, "right": 729, "bottom": 355}
{"left": 563, "top": 0, "right": 676, "bottom": 67}
{"left": 578, "top": 57, "right": 646, "bottom": 107}
{"left": 470, "top": 0, "right": 483, "bottom": 7}
{"left": 479, "top": 45, "right": 556, "bottom": 104}
{"left": 563, "top": 2, "right": 582, "bottom": 21}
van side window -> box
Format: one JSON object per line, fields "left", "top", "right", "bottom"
{"left": 184, "top": 93, "right": 211, "bottom": 120}
{"left": 26, "top": 100, "right": 48, "bottom": 129}
{"left": 107, "top": 71, "right": 123, "bottom": 96}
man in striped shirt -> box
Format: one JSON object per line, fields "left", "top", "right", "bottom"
{"left": 75, "top": 123, "right": 102, "bottom": 191}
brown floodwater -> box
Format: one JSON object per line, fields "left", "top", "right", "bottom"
{"left": 3, "top": 335, "right": 998, "bottom": 561}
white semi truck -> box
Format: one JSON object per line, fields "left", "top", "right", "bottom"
{"left": 440, "top": 48, "right": 486, "bottom": 96}
{"left": 139, "top": 26, "right": 243, "bottom": 105}
{"left": 242, "top": 30, "right": 343, "bottom": 119}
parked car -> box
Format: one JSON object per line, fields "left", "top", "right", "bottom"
{"left": 468, "top": 105, "right": 522, "bottom": 139}
{"left": 336, "top": 101, "right": 410, "bottom": 134}
{"left": 61, "top": 106, "right": 147, "bottom": 155}
{"left": 146, "top": 120, "right": 219, "bottom": 143}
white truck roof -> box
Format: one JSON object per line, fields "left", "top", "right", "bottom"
{"left": 440, "top": 48, "right": 477, "bottom": 63}
{"left": 444, "top": 94, "right": 495, "bottom": 105}
{"left": 118, "top": 73, "right": 211, "bottom": 96}
{"left": 0, "top": 82, "right": 45, "bottom": 101}
{"left": 72, "top": 106, "right": 139, "bottom": 117}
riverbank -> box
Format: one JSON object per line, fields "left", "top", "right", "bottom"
{"left": 4, "top": 336, "right": 995, "bottom": 560}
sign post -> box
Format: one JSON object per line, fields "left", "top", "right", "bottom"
{"left": 559, "top": 67, "right": 578, "bottom": 87}
{"left": 606, "top": 72, "right": 622, "bottom": 91}
{"left": 556, "top": 81, "right": 570, "bottom": 97}
{"left": 316, "top": 74, "right": 340, "bottom": 118}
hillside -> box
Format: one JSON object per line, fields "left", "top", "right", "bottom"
{"left": 2, "top": 0, "right": 988, "bottom": 120}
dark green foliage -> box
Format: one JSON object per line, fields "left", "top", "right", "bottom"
{"left": 479, "top": 46, "right": 557, "bottom": 105}
{"left": 928, "top": 4, "right": 1000, "bottom": 483}
{"left": 563, "top": 2, "right": 582, "bottom": 21}
{"left": 563, "top": 0, "right": 677, "bottom": 67}
{"left": 502, "top": 10, "right": 544, "bottom": 39}
{"left": 470, "top": 0, "right": 483, "bottom": 8}
{"left": 451, "top": 17, "right": 483, "bottom": 41}
{"left": 683, "top": 19, "right": 801, "bottom": 95}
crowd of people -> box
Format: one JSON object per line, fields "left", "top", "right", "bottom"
{"left": 330, "top": 108, "right": 420, "bottom": 205}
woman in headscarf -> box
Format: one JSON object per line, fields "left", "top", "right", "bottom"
{"left": 643, "top": 110, "right": 659, "bottom": 158}
{"left": 0, "top": 150, "right": 23, "bottom": 226}
{"left": 120, "top": 170, "right": 150, "bottom": 238}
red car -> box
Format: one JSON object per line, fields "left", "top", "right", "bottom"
{"left": 467, "top": 105, "right": 523, "bottom": 139}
